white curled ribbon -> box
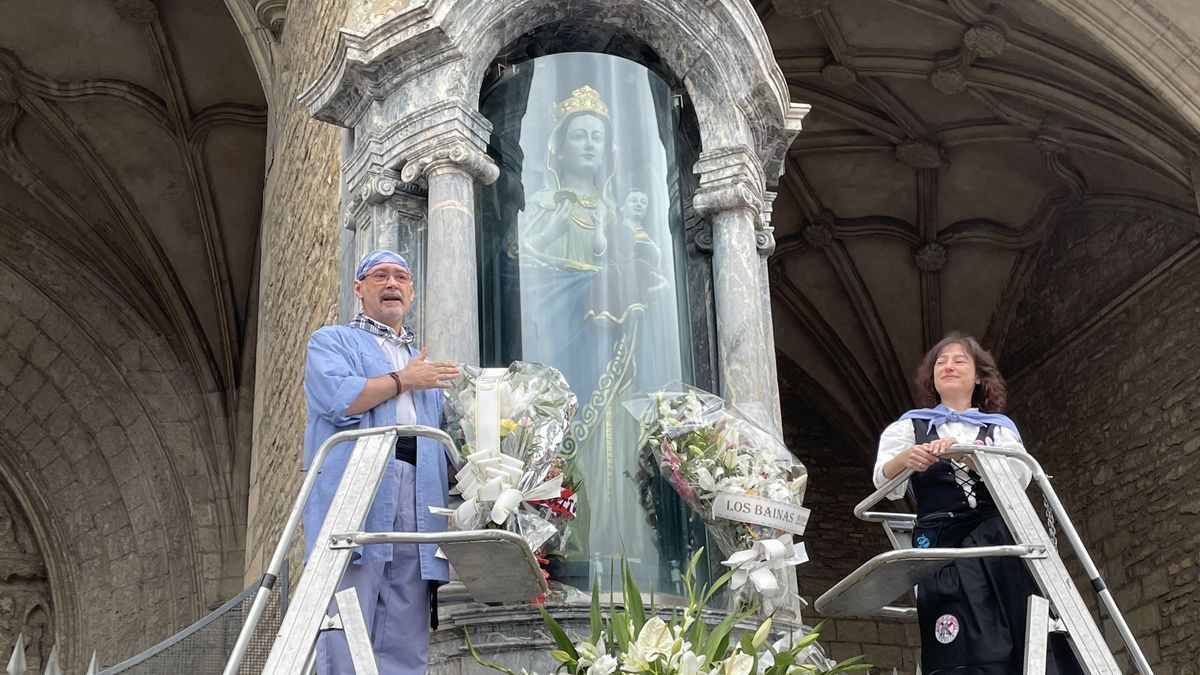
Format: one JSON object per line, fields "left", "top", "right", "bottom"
{"left": 439, "top": 458, "right": 564, "bottom": 526}
{"left": 721, "top": 535, "right": 808, "bottom": 599}
{"left": 486, "top": 473, "right": 563, "bottom": 525}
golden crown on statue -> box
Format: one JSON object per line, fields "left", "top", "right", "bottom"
{"left": 554, "top": 85, "right": 610, "bottom": 122}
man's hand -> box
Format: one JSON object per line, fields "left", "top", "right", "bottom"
{"left": 398, "top": 349, "right": 460, "bottom": 390}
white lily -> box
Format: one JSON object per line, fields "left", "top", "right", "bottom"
{"left": 588, "top": 654, "right": 618, "bottom": 675}
{"left": 576, "top": 634, "right": 607, "bottom": 667}
{"left": 718, "top": 650, "right": 755, "bottom": 675}
{"left": 675, "top": 649, "right": 707, "bottom": 675}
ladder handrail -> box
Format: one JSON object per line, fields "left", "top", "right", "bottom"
{"left": 223, "top": 425, "right": 461, "bottom": 675}
{"left": 852, "top": 443, "right": 1153, "bottom": 675}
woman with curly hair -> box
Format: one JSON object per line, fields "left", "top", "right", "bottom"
{"left": 874, "top": 332, "right": 1080, "bottom": 674}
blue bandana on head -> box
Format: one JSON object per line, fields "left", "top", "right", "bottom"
{"left": 900, "top": 404, "right": 1022, "bottom": 441}
{"left": 355, "top": 249, "right": 410, "bottom": 280}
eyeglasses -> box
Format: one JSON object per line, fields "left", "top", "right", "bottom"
{"left": 364, "top": 270, "right": 413, "bottom": 284}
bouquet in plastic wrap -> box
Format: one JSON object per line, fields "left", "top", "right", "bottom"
{"left": 628, "top": 388, "right": 810, "bottom": 613}
{"left": 440, "top": 362, "right": 579, "bottom": 556}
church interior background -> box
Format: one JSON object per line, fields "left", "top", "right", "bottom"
{"left": 1, "top": 0, "right": 1199, "bottom": 672}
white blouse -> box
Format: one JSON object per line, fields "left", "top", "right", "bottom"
{"left": 872, "top": 419, "right": 1033, "bottom": 501}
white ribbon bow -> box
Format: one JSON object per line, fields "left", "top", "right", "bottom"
{"left": 721, "top": 535, "right": 808, "bottom": 602}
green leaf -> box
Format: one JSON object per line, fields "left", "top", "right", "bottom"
{"left": 701, "top": 569, "right": 735, "bottom": 606}
{"left": 589, "top": 577, "right": 603, "bottom": 644}
{"left": 740, "top": 631, "right": 755, "bottom": 655}
{"left": 611, "top": 610, "right": 631, "bottom": 650}
{"left": 622, "top": 558, "right": 646, "bottom": 631}
{"left": 538, "top": 605, "right": 579, "bottom": 660}
{"left": 463, "top": 628, "right": 518, "bottom": 675}
{"left": 701, "top": 607, "right": 750, "bottom": 663}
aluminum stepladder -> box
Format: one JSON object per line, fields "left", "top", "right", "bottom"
{"left": 222, "top": 425, "right": 549, "bottom": 675}
{"left": 815, "top": 444, "right": 1154, "bottom": 675}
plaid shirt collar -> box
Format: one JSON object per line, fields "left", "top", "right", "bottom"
{"left": 349, "top": 312, "right": 415, "bottom": 346}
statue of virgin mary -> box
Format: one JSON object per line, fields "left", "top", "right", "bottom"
{"left": 513, "top": 85, "right": 662, "bottom": 584}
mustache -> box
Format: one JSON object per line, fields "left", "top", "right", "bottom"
{"left": 380, "top": 292, "right": 408, "bottom": 301}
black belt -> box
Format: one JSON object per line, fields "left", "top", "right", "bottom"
{"left": 395, "top": 436, "right": 417, "bottom": 465}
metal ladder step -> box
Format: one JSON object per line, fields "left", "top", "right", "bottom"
{"left": 815, "top": 544, "right": 1043, "bottom": 618}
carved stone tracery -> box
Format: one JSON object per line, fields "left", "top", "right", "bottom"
{"left": 915, "top": 242, "right": 948, "bottom": 272}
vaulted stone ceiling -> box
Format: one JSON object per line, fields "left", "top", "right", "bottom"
{"left": 0, "top": 0, "right": 267, "bottom": 425}
{"left": 0, "top": 0, "right": 267, "bottom": 657}
{"left": 758, "top": 0, "right": 1199, "bottom": 456}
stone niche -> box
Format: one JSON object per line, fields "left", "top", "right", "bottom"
{"left": 301, "top": 0, "right": 814, "bottom": 668}
{"left": 0, "top": 482, "right": 52, "bottom": 672}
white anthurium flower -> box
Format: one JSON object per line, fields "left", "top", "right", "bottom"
{"left": 588, "top": 654, "right": 618, "bottom": 675}
{"left": 718, "top": 650, "right": 755, "bottom": 675}
{"left": 620, "top": 642, "right": 654, "bottom": 673}
{"left": 634, "top": 616, "right": 675, "bottom": 661}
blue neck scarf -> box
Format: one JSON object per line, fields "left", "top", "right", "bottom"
{"left": 900, "top": 404, "right": 1021, "bottom": 441}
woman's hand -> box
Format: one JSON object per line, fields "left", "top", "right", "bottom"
{"left": 883, "top": 442, "right": 941, "bottom": 479}
{"left": 929, "top": 438, "right": 978, "bottom": 470}
{"left": 904, "top": 443, "right": 941, "bottom": 473}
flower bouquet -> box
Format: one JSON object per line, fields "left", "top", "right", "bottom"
{"left": 466, "top": 549, "right": 869, "bottom": 675}
{"left": 627, "top": 389, "right": 810, "bottom": 613}
{"left": 441, "top": 362, "right": 580, "bottom": 555}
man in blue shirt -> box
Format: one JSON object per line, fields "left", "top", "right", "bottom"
{"left": 303, "top": 249, "right": 460, "bottom": 674}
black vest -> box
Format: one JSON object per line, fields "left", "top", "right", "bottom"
{"left": 909, "top": 420, "right": 997, "bottom": 516}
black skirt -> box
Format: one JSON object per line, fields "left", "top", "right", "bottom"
{"left": 913, "top": 507, "right": 1083, "bottom": 674}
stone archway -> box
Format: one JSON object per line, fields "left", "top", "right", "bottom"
{"left": 0, "top": 0, "right": 268, "bottom": 669}
{"left": 760, "top": 0, "right": 1199, "bottom": 670}
{"left": 1036, "top": 0, "right": 1200, "bottom": 136}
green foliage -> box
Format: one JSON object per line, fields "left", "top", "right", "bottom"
{"left": 466, "top": 549, "right": 873, "bottom": 675}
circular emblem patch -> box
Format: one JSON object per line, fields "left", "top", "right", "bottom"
{"left": 934, "top": 614, "right": 960, "bottom": 644}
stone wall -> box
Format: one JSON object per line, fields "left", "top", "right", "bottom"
{"left": 244, "top": 0, "right": 353, "bottom": 583}
{"left": 1007, "top": 212, "right": 1200, "bottom": 672}
{"left": 0, "top": 483, "right": 51, "bottom": 672}
{"left": 0, "top": 232, "right": 237, "bottom": 667}
{"left": 780, "top": 382, "right": 922, "bottom": 672}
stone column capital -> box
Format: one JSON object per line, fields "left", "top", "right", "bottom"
{"left": 692, "top": 146, "right": 766, "bottom": 218}
{"left": 400, "top": 139, "right": 498, "bottom": 185}
{"left": 386, "top": 101, "right": 498, "bottom": 185}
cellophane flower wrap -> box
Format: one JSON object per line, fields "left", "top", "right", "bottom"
{"left": 441, "top": 362, "right": 580, "bottom": 554}
{"left": 628, "top": 389, "right": 810, "bottom": 612}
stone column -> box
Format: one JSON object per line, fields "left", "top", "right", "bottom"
{"left": 401, "top": 139, "right": 498, "bottom": 365}
{"left": 757, "top": 191, "right": 782, "bottom": 433}
{"left": 341, "top": 168, "right": 429, "bottom": 325}
{"left": 693, "top": 147, "right": 773, "bottom": 418}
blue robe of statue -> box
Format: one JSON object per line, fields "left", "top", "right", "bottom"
{"left": 302, "top": 325, "right": 450, "bottom": 582}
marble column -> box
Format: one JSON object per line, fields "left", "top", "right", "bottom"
{"left": 693, "top": 148, "right": 772, "bottom": 418}
{"left": 757, "top": 191, "right": 782, "bottom": 433}
{"left": 401, "top": 141, "right": 498, "bottom": 366}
